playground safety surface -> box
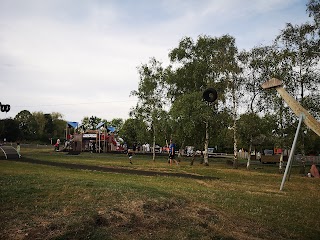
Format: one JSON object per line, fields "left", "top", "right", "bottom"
{"left": 5, "top": 157, "right": 219, "bottom": 180}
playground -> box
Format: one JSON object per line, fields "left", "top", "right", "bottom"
{"left": 1, "top": 79, "right": 319, "bottom": 239}
{"left": 1, "top": 145, "right": 320, "bottom": 240}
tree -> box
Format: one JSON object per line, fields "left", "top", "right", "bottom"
{"left": 307, "top": 0, "right": 320, "bottom": 27}
{"left": 275, "top": 21, "right": 320, "bottom": 155}
{"left": 14, "top": 110, "right": 37, "bottom": 141}
{"left": 167, "top": 35, "right": 239, "bottom": 166}
{"left": 81, "top": 116, "right": 102, "bottom": 131}
{"left": 119, "top": 118, "right": 150, "bottom": 148}
{"left": 44, "top": 114, "right": 54, "bottom": 139}
{"left": 32, "top": 111, "right": 46, "bottom": 140}
{"left": 276, "top": 23, "right": 319, "bottom": 102}
{"left": 169, "top": 91, "right": 208, "bottom": 151}
{"left": 31, "top": 112, "right": 65, "bottom": 143}
{"left": 131, "top": 57, "right": 167, "bottom": 161}
{"left": 108, "top": 118, "right": 124, "bottom": 132}
{"left": 238, "top": 46, "right": 280, "bottom": 168}
{"left": 0, "top": 118, "right": 20, "bottom": 142}
{"left": 51, "top": 112, "right": 66, "bottom": 139}
{"left": 237, "top": 113, "right": 263, "bottom": 169}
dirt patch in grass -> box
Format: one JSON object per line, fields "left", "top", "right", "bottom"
{"left": 15, "top": 197, "right": 295, "bottom": 240}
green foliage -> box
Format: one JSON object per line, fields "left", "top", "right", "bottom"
{"left": 308, "top": 0, "right": 320, "bottom": 26}
{"left": 81, "top": 116, "right": 102, "bottom": 130}
{"left": 14, "top": 110, "right": 37, "bottom": 140}
{"left": 32, "top": 111, "right": 66, "bottom": 142}
{"left": 0, "top": 118, "right": 20, "bottom": 142}
{"left": 43, "top": 113, "right": 54, "bottom": 137}
{"left": 304, "top": 130, "right": 320, "bottom": 154}
{"left": 130, "top": 57, "right": 168, "bottom": 158}
{"left": 167, "top": 35, "right": 240, "bottom": 153}
{"left": 108, "top": 118, "right": 124, "bottom": 131}
{"left": 168, "top": 35, "right": 238, "bottom": 99}
{"left": 119, "top": 118, "right": 150, "bottom": 147}
{"left": 170, "top": 92, "right": 208, "bottom": 148}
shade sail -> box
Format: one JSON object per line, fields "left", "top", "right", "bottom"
{"left": 107, "top": 126, "right": 116, "bottom": 133}
{"left": 96, "top": 122, "right": 105, "bottom": 129}
{"left": 67, "top": 121, "right": 79, "bottom": 128}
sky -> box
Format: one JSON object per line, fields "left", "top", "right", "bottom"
{"left": 0, "top": 0, "right": 312, "bottom": 124}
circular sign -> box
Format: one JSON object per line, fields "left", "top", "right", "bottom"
{"left": 203, "top": 88, "right": 218, "bottom": 103}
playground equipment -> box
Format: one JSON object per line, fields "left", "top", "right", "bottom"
{"left": 262, "top": 78, "right": 320, "bottom": 190}
{"left": 59, "top": 121, "right": 119, "bottom": 153}
{"left": 262, "top": 78, "right": 320, "bottom": 136}
{"left": 0, "top": 145, "right": 20, "bottom": 159}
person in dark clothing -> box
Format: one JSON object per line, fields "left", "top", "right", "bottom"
{"left": 169, "top": 139, "right": 179, "bottom": 166}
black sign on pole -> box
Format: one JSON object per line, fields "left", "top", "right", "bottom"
{"left": 0, "top": 102, "right": 11, "bottom": 112}
{"left": 203, "top": 88, "right": 218, "bottom": 103}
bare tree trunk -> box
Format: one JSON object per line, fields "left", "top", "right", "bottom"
{"left": 204, "top": 121, "right": 209, "bottom": 166}
{"left": 233, "top": 122, "right": 238, "bottom": 169}
{"left": 232, "top": 81, "right": 238, "bottom": 169}
{"left": 246, "top": 141, "right": 252, "bottom": 170}
{"left": 190, "top": 151, "right": 196, "bottom": 166}
{"left": 153, "top": 127, "right": 156, "bottom": 162}
{"left": 279, "top": 153, "right": 284, "bottom": 174}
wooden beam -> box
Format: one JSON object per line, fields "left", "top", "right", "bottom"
{"left": 262, "top": 78, "right": 320, "bottom": 136}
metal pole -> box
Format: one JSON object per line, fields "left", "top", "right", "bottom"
{"left": 65, "top": 124, "right": 68, "bottom": 141}
{"left": 98, "top": 129, "right": 101, "bottom": 153}
{"left": 280, "top": 113, "right": 304, "bottom": 191}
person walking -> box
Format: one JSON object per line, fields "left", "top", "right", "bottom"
{"left": 169, "top": 139, "right": 178, "bottom": 166}
{"left": 127, "top": 149, "right": 134, "bottom": 164}
{"left": 16, "top": 142, "right": 21, "bottom": 158}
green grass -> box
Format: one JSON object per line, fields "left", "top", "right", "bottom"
{"left": 1, "top": 146, "right": 320, "bottom": 239}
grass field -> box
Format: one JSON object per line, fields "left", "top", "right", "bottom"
{"left": 1, "top": 146, "right": 320, "bottom": 240}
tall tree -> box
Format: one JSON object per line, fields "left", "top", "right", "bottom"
{"left": 237, "top": 113, "right": 263, "bottom": 169}
{"left": 14, "top": 110, "right": 37, "bottom": 141}
{"left": 131, "top": 57, "right": 167, "bottom": 161}
{"left": 275, "top": 21, "right": 320, "bottom": 155}
{"left": 32, "top": 111, "right": 46, "bottom": 141}
{"left": 44, "top": 114, "right": 54, "bottom": 139}
{"left": 119, "top": 118, "right": 150, "bottom": 148}
{"left": 51, "top": 112, "right": 66, "bottom": 140}
{"left": 169, "top": 91, "right": 208, "bottom": 151}
{"left": 0, "top": 118, "right": 20, "bottom": 142}
{"left": 167, "top": 35, "right": 239, "bottom": 165}
{"left": 276, "top": 23, "right": 319, "bottom": 103}
{"left": 81, "top": 116, "right": 102, "bottom": 131}
{"left": 238, "top": 43, "right": 304, "bottom": 167}
{"left": 307, "top": 0, "right": 320, "bottom": 27}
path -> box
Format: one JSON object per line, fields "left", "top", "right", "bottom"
{"left": 5, "top": 157, "right": 219, "bottom": 180}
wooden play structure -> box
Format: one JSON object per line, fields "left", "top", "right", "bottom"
{"left": 64, "top": 121, "right": 119, "bottom": 153}
{"left": 75, "top": 130, "right": 118, "bottom": 153}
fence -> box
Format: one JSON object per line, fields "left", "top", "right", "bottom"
{"left": 294, "top": 155, "right": 320, "bottom": 165}
{"left": 237, "top": 151, "right": 320, "bottom": 165}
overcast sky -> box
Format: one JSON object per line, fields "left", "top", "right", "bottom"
{"left": 0, "top": 0, "right": 312, "bottom": 123}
